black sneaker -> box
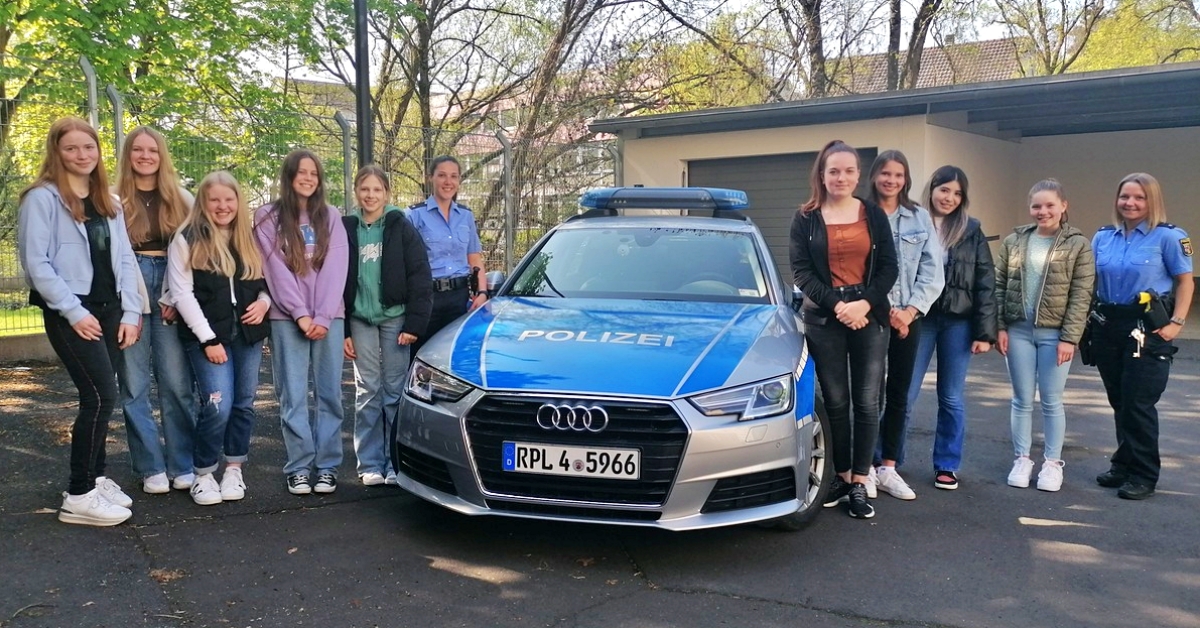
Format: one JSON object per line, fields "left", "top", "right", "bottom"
{"left": 934, "top": 470, "right": 959, "bottom": 490}
{"left": 847, "top": 483, "right": 875, "bottom": 519}
{"left": 288, "top": 474, "right": 312, "bottom": 495}
{"left": 1096, "top": 470, "right": 1127, "bottom": 488}
{"left": 313, "top": 472, "right": 337, "bottom": 494}
{"left": 1116, "top": 481, "right": 1154, "bottom": 500}
{"left": 823, "top": 476, "right": 852, "bottom": 508}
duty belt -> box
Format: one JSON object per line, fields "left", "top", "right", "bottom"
{"left": 433, "top": 276, "right": 470, "bottom": 292}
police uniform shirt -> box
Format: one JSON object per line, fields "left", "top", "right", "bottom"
{"left": 1093, "top": 220, "right": 1193, "bottom": 305}
{"left": 406, "top": 195, "right": 483, "bottom": 280}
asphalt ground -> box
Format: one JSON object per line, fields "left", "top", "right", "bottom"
{"left": 1, "top": 341, "right": 1198, "bottom": 628}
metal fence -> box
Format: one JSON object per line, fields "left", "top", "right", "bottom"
{"left": 0, "top": 56, "right": 616, "bottom": 340}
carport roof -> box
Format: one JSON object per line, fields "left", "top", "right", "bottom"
{"left": 589, "top": 62, "right": 1200, "bottom": 139}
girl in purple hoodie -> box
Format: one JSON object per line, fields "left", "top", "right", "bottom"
{"left": 253, "top": 150, "right": 349, "bottom": 496}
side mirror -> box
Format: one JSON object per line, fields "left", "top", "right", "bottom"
{"left": 791, "top": 285, "right": 804, "bottom": 313}
{"left": 486, "top": 270, "right": 507, "bottom": 298}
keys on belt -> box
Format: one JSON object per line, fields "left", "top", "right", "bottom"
{"left": 433, "top": 276, "right": 470, "bottom": 292}
{"left": 1130, "top": 327, "right": 1145, "bottom": 358}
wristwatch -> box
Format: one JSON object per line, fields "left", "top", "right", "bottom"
{"left": 1170, "top": 316, "right": 1186, "bottom": 326}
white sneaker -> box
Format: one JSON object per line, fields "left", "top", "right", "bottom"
{"left": 59, "top": 489, "right": 131, "bottom": 526}
{"left": 1007, "top": 456, "right": 1034, "bottom": 488}
{"left": 190, "top": 473, "right": 222, "bottom": 506}
{"left": 95, "top": 476, "right": 133, "bottom": 508}
{"left": 172, "top": 473, "right": 196, "bottom": 490}
{"left": 1037, "top": 459, "right": 1065, "bottom": 492}
{"left": 865, "top": 466, "right": 878, "bottom": 499}
{"left": 384, "top": 472, "right": 398, "bottom": 486}
{"left": 361, "top": 472, "right": 386, "bottom": 486}
{"left": 875, "top": 466, "right": 917, "bottom": 500}
{"left": 142, "top": 473, "right": 170, "bottom": 495}
{"left": 220, "top": 467, "right": 246, "bottom": 501}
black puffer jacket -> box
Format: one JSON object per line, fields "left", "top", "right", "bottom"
{"left": 343, "top": 210, "right": 434, "bottom": 339}
{"left": 930, "top": 217, "right": 997, "bottom": 343}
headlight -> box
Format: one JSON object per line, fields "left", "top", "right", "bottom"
{"left": 405, "top": 360, "right": 474, "bottom": 403}
{"left": 688, "top": 374, "right": 793, "bottom": 421}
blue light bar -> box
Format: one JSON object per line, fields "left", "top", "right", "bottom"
{"left": 579, "top": 187, "right": 750, "bottom": 212}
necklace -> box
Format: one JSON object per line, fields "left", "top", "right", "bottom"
{"left": 136, "top": 188, "right": 158, "bottom": 210}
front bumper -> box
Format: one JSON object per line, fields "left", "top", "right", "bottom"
{"left": 395, "top": 390, "right": 812, "bottom": 531}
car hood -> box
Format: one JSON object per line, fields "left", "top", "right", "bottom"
{"left": 438, "top": 297, "right": 780, "bottom": 398}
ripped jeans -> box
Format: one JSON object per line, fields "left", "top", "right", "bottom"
{"left": 185, "top": 326, "right": 265, "bottom": 475}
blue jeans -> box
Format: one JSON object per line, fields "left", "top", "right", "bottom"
{"left": 270, "top": 319, "right": 345, "bottom": 477}
{"left": 349, "top": 315, "right": 408, "bottom": 477}
{"left": 185, "top": 328, "right": 265, "bottom": 475}
{"left": 1004, "top": 320, "right": 1071, "bottom": 460}
{"left": 905, "top": 314, "right": 973, "bottom": 472}
{"left": 121, "top": 254, "right": 198, "bottom": 479}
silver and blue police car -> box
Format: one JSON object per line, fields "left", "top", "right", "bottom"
{"left": 393, "top": 187, "right": 830, "bottom": 531}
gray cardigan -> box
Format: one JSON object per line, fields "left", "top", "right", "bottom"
{"left": 18, "top": 183, "right": 142, "bottom": 326}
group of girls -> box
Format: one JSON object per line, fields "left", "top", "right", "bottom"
{"left": 792, "top": 140, "right": 1191, "bottom": 520}
{"left": 19, "top": 116, "right": 483, "bottom": 526}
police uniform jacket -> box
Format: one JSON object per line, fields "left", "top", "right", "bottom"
{"left": 789, "top": 197, "right": 900, "bottom": 327}
{"left": 342, "top": 210, "right": 434, "bottom": 339}
{"left": 995, "top": 223, "right": 1095, "bottom": 345}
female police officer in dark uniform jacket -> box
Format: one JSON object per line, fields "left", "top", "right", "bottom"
{"left": 1090, "top": 173, "right": 1193, "bottom": 500}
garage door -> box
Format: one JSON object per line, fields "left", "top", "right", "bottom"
{"left": 688, "top": 148, "right": 878, "bottom": 284}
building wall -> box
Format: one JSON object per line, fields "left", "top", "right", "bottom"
{"left": 620, "top": 117, "right": 928, "bottom": 195}
{"left": 923, "top": 125, "right": 1022, "bottom": 241}
{"left": 1017, "top": 127, "right": 1200, "bottom": 239}
{"left": 618, "top": 120, "right": 1200, "bottom": 246}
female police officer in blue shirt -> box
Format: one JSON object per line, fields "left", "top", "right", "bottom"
{"left": 1090, "top": 172, "right": 1193, "bottom": 500}
{"left": 406, "top": 156, "right": 488, "bottom": 355}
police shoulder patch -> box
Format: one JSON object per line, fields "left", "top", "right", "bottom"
{"left": 1181, "top": 237, "right": 1193, "bottom": 257}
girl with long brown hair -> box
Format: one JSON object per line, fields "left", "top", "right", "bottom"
{"left": 253, "top": 150, "right": 349, "bottom": 496}
{"left": 17, "top": 116, "right": 141, "bottom": 525}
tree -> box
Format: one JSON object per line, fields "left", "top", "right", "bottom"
{"left": 991, "top": 0, "right": 1109, "bottom": 74}
{"left": 1071, "top": 0, "right": 1200, "bottom": 69}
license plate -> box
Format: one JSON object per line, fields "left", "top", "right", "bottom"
{"left": 502, "top": 442, "right": 640, "bottom": 480}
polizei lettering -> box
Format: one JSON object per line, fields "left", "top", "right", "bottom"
{"left": 517, "top": 330, "right": 676, "bottom": 347}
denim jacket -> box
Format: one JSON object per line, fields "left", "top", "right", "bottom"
{"left": 887, "top": 204, "right": 944, "bottom": 315}
{"left": 17, "top": 184, "right": 142, "bottom": 326}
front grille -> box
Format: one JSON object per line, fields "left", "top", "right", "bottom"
{"left": 466, "top": 396, "right": 688, "bottom": 506}
{"left": 485, "top": 500, "right": 662, "bottom": 522}
{"left": 397, "top": 444, "right": 457, "bottom": 496}
{"left": 701, "top": 468, "right": 795, "bottom": 513}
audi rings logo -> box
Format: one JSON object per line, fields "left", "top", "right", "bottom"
{"left": 536, "top": 403, "right": 610, "bottom": 432}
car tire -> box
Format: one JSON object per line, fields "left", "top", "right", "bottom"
{"left": 388, "top": 409, "right": 402, "bottom": 482}
{"left": 772, "top": 391, "right": 831, "bottom": 531}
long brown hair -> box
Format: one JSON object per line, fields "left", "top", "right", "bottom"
{"left": 867, "top": 150, "right": 916, "bottom": 210}
{"left": 800, "top": 140, "right": 859, "bottom": 214}
{"left": 924, "top": 165, "right": 971, "bottom": 250}
{"left": 270, "top": 149, "right": 330, "bottom": 274}
{"left": 182, "top": 171, "right": 263, "bottom": 280}
{"left": 117, "top": 126, "right": 191, "bottom": 246}
{"left": 20, "top": 116, "right": 116, "bottom": 221}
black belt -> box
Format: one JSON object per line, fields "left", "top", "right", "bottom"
{"left": 832, "top": 283, "right": 866, "bottom": 298}
{"left": 432, "top": 276, "right": 470, "bottom": 292}
{"left": 1096, "top": 299, "right": 1174, "bottom": 318}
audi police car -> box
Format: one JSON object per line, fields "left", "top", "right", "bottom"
{"left": 394, "top": 187, "right": 830, "bottom": 531}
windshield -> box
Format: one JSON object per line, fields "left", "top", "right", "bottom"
{"left": 507, "top": 226, "right": 772, "bottom": 303}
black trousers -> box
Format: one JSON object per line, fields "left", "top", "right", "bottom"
{"left": 411, "top": 287, "right": 470, "bottom": 357}
{"left": 1092, "top": 315, "right": 1175, "bottom": 487}
{"left": 805, "top": 318, "right": 890, "bottom": 477}
{"left": 876, "top": 318, "right": 923, "bottom": 465}
{"left": 43, "top": 303, "right": 123, "bottom": 495}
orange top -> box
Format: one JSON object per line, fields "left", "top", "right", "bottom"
{"left": 826, "top": 207, "right": 869, "bottom": 287}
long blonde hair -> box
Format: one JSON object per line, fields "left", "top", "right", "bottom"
{"left": 20, "top": 117, "right": 116, "bottom": 221}
{"left": 117, "top": 126, "right": 191, "bottom": 246}
{"left": 182, "top": 171, "right": 263, "bottom": 280}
